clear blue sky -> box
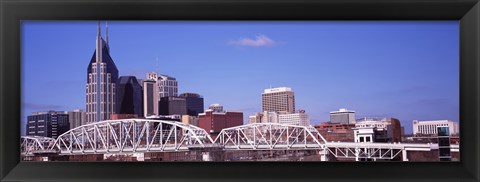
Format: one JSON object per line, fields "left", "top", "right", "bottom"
{"left": 21, "top": 21, "right": 459, "bottom": 135}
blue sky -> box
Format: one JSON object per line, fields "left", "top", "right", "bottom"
{"left": 21, "top": 21, "right": 459, "bottom": 135}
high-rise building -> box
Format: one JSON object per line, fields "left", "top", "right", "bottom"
{"left": 159, "top": 96, "right": 187, "bottom": 115}
{"left": 67, "top": 109, "right": 86, "bottom": 129}
{"left": 412, "top": 120, "right": 459, "bottom": 136}
{"left": 143, "top": 79, "right": 159, "bottom": 117}
{"left": 261, "top": 87, "right": 295, "bottom": 113}
{"left": 330, "top": 108, "right": 356, "bottom": 124}
{"left": 26, "top": 111, "right": 70, "bottom": 139}
{"left": 179, "top": 93, "right": 204, "bottom": 116}
{"left": 278, "top": 110, "right": 310, "bottom": 126}
{"left": 86, "top": 22, "right": 119, "bottom": 123}
{"left": 158, "top": 74, "right": 178, "bottom": 97}
{"left": 117, "top": 76, "right": 143, "bottom": 117}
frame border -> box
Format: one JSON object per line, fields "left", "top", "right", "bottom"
{"left": 1, "top": 0, "right": 479, "bottom": 181}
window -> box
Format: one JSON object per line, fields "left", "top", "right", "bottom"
{"left": 359, "top": 137, "right": 364, "bottom": 142}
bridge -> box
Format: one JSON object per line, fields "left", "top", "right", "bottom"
{"left": 20, "top": 119, "right": 459, "bottom": 161}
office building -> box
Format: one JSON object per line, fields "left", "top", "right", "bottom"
{"left": 143, "top": 78, "right": 159, "bottom": 117}
{"left": 248, "top": 111, "right": 279, "bottom": 124}
{"left": 159, "top": 96, "right": 187, "bottom": 115}
{"left": 412, "top": 120, "right": 459, "bottom": 136}
{"left": 86, "top": 22, "right": 119, "bottom": 123}
{"left": 198, "top": 106, "right": 243, "bottom": 137}
{"left": 158, "top": 74, "right": 178, "bottom": 97}
{"left": 116, "top": 76, "right": 143, "bottom": 116}
{"left": 26, "top": 111, "right": 70, "bottom": 139}
{"left": 278, "top": 110, "right": 310, "bottom": 126}
{"left": 67, "top": 109, "right": 86, "bottom": 129}
{"left": 330, "top": 108, "right": 356, "bottom": 124}
{"left": 262, "top": 87, "right": 295, "bottom": 113}
{"left": 179, "top": 93, "right": 204, "bottom": 116}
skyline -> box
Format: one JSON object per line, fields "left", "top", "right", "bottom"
{"left": 22, "top": 21, "right": 459, "bottom": 134}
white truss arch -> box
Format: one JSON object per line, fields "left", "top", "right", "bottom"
{"left": 49, "top": 119, "right": 214, "bottom": 155}
{"left": 214, "top": 123, "right": 327, "bottom": 150}
{"left": 21, "top": 136, "right": 56, "bottom": 155}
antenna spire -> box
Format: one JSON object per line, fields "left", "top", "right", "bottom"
{"left": 97, "top": 21, "right": 101, "bottom": 37}
{"left": 105, "top": 21, "right": 109, "bottom": 44}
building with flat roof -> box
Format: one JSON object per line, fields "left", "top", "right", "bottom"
{"left": 262, "top": 87, "right": 295, "bottom": 113}
{"left": 159, "top": 96, "right": 187, "bottom": 116}
{"left": 158, "top": 74, "right": 178, "bottom": 97}
{"left": 143, "top": 79, "right": 159, "bottom": 117}
{"left": 67, "top": 109, "right": 86, "bottom": 129}
{"left": 26, "top": 111, "right": 70, "bottom": 139}
{"left": 198, "top": 106, "right": 243, "bottom": 137}
{"left": 354, "top": 117, "right": 402, "bottom": 143}
{"left": 278, "top": 110, "right": 310, "bottom": 126}
{"left": 179, "top": 93, "right": 204, "bottom": 116}
{"left": 330, "top": 108, "right": 356, "bottom": 124}
{"left": 413, "top": 120, "right": 459, "bottom": 136}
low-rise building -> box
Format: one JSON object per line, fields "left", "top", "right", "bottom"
{"left": 412, "top": 120, "right": 459, "bottom": 136}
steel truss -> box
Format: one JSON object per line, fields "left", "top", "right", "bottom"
{"left": 50, "top": 119, "right": 214, "bottom": 154}
{"left": 20, "top": 136, "right": 56, "bottom": 156}
{"left": 214, "top": 123, "right": 327, "bottom": 150}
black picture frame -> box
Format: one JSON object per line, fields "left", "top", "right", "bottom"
{"left": 1, "top": 0, "right": 479, "bottom": 181}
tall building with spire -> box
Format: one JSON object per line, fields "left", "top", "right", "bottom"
{"left": 86, "top": 22, "right": 119, "bottom": 123}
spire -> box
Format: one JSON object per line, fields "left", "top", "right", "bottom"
{"left": 97, "top": 21, "right": 101, "bottom": 37}
{"left": 105, "top": 21, "right": 109, "bottom": 45}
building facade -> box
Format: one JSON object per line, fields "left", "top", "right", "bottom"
{"left": 179, "top": 93, "right": 204, "bottom": 116}
{"left": 330, "top": 108, "right": 356, "bottom": 124}
{"left": 116, "top": 76, "right": 143, "bottom": 117}
{"left": 159, "top": 96, "right": 187, "bottom": 116}
{"left": 143, "top": 79, "right": 159, "bottom": 117}
{"left": 26, "top": 111, "right": 70, "bottom": 139}
{"left": 158, "top": 74, "right": 178, "bottom": 97}
{"left": 278, "top": 110, "right": 310, "bottom": 126}
{"left": 314, "top": 122, "right": 356, "bottom": 142}
{"left": 198, "top": 109, "right": 243, "bottom": 137}
{"left": 412, "top": 120, "right": 459, "bottom": 136}
{"left": 67, "top": 109, "right": 86, "bottom": 129}
{"left": 354, "top": 117, "right": 402, "bottom": 143}
{"left": 181, "top": 115, "right": 199, "bottom": 126}
{"left": 248, "top": 111, "right": 280, "bottom": 124}
{"left": 261, "top": 87, "right": 295, "bottom": 113}
{"left": 86, "top": 22, "right": 119, "bottom": 123}
{"left": 208, "top": 103, "right": 223, "bottom": 112}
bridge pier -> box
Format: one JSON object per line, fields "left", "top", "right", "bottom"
{"left": 402, "top": 149, "right": 408, "bottom": 161}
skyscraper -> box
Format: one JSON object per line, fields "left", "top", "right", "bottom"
{"left": 179, "top": 93, "right": 204, "bottom": 116}
{"left": 158, "top": 74, "right": 178, "bottom": 97}
{"left": 261, "top": 87, "right": 295, "bottom": 113}
{"left": 143, "top": 73, "right": 159, "bottom": 117}
{"left": 86, "top": 22, "right": 119, "bottom": 123}
{"left": 117, "top": 76, "right": 143, "bottom": 117}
